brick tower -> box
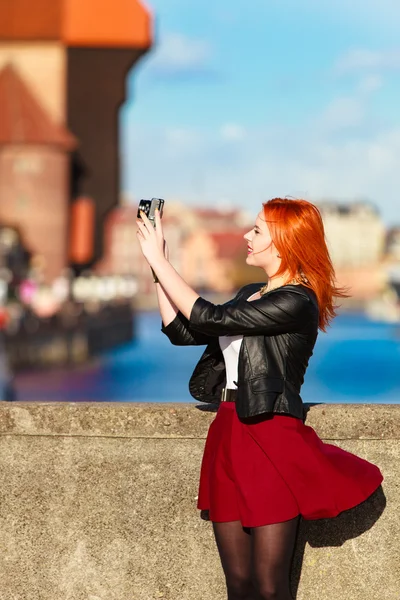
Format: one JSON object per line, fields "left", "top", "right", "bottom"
{"left": 0, "top": 64, "right": 77, "bottom": 282}
{"left": 0, "top": 0, "right": 152, "bottom": 273}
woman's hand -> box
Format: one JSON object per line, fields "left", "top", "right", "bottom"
{"left": 136, "top": 208, "right": 199, "bottom": 318}
{"left": 152, "top": 208, "right": 169, "bottom": 259}
{"left": 136, "top": 209, "right": 167, "bottom": 266}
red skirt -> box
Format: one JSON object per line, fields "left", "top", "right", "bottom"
{"left": 197, "top": 402, "right": 384, "bottom": 527}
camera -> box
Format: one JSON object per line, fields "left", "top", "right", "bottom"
{"left": 137, "top": 198, "right": 165, "bottom": 227}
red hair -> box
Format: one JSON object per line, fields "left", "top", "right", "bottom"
{"left": 262, "top": 198, "right": 349, "bottom": 332}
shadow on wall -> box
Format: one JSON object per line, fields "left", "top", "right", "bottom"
{"left": 199, "top": 487, "right": 385, "bottom": 597}
{"left": 195, "top": 402, "right": 387, "bottom": 599}
{"left": 291, "top": 486, "right": 385, "bottom": 597}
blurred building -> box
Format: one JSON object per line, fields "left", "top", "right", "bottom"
{"left": 386, "top": 227, "right": 400, "bottom": 261}
{"left": 0, "top": 224, "right": 31, "bottom": 284}
{"left": 177, "top": 206, "right": 254, "bottom": 292}
{"left": 0, "top": 0, "right": 152, "bottom": 279}
{"left": 96, "top": 203, "right": 186, "bottom": 296}
{"left": 318, "top": 201, "right": 386, "bottom": 267}
{"left": 181, "top": 229, "right": 249, "bottom": 292}
{"left": 192, "top": 207, "right": 252, "bottom": 231}
{"left": 0, "top": 65, "right": 76, "bottom": 281}
{"left": 96, "top": 201, "right": 253, "bottom": 298}
{"left": 96, "top": 199, "right": 393, "bottom": 304}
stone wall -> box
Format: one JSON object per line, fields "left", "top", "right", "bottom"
{"left": 0, "top": 402, "right": 398, "bottom": 600}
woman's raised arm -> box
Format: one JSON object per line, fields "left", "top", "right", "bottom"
{"left": 136, "top": 210, "right": 200, "bottom": 320}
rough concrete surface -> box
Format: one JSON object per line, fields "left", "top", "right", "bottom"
{"left": 0, "top": 402, "right": 398, "bottom": 600}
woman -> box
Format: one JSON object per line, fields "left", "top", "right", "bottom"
{"left": 136, "top": 198, "right": 384, "bottom": 600}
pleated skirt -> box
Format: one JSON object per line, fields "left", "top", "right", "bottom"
{"left": 197, "top": 401, "right": 384, "bottom": 527}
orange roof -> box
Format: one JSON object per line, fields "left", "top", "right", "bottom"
{"left": 0, "top": 64, "right": 77, "bottom": 149}
{"left": 0, "top": 0, "right": 152, "bottom": 49}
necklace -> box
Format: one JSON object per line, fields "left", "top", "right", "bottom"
{"left": 259, "top": 275, "right": 308, "bottom": 296}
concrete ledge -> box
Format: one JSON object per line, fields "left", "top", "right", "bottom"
{"left": 0, "top": 402, "right": 397, "bottom": 599}
{"left": 1, "top": 401, "right": 399, "bottom": 439}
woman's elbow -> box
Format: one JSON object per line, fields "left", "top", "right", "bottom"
{"left": 162, "top": 333, "right": 190, "bottom": 346}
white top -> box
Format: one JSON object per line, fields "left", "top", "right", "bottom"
{"left": 218, "top": 291, "right": 260, "bottom": 389}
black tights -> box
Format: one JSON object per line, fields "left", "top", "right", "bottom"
{"left": 212, "top": 515, "right": 300, "bottom": 600}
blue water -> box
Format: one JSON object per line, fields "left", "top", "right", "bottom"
{"left": 14, "top": 311, "right": 400, "bottom": 403}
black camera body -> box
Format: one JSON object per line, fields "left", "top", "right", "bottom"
{"left": 137, "top": 198, "right": 165, "bottom": 226}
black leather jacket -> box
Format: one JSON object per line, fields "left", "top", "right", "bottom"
{"left": 161, "top": 283, "right": 319, "bottom": 421}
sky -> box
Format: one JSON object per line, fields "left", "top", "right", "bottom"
{"left": 120, "top": 0, "right": 400, "bottom": 225}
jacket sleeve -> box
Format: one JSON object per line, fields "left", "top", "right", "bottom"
{"left": 160, "top": 311, "right": 214, "bottom": 346}
{"left": 188, "top": 289, "right": 314, "bottom": 336}
{"left": 160, "top": 285, "right": 254, "bottom": 346}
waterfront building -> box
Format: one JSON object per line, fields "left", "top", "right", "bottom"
{"left": 181, "top": 229, "right": 251, "bottom": 293}
{"left": 318, "top": 201, "right": 386, "bottom": 268}
{"left": 386, "top": 227, "right": 400, "bottom": 261}
{"left": 192, "top": 207, "right": 253, "bottom": 231}
{"left": 0, "top": 224, "right": 31, "bottom": 291}
{"left": 96, "top": 202, "right": 254, "bottom": 299}
{"left": 96, "top": 203, "right": 186, "bottom": 296}
{"left": 0, "top": 65, "right": 76, "bottom": 282}
{"left": 316, "top": 201, "right": 388, "bottom": 302}
{"left": 0, "top": 0, "right": 152, "bottom": 277}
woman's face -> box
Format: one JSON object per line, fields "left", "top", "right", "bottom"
{"left": 243, "top": 211, "right": 280, "bottom": 273}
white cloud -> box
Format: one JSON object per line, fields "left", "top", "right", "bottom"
{"left": 283, "top": 130, "right": 400, "bottom": 200}
{"left": 122, "top": 37, "right": 400, "bottom": 225}
{"left": 122, "top": 113, "right": 400, "bottom": 225}
{"left": 220, "top": 123, "right": 247, "bottom": 141}
{"left": 162, "top": 127, "right": 206, "bottom": 158}
{"left": 147, "top": 33, "right": 213, "bottom": 78}
{"left": 335, "top": 48, "right": 400, "bottom": 74}
{"left": 267, "top": 0, "right": 400, "bottom": 28}
{"left": 356, "top": 75, "right": 383, "bottom": 94}
{"left": 331, "top": 0, "right": 400, "bottom": 24}
{"left": 164, "top": 127, "right": 201, "bottom": 146}
{"left": 317, "top": 97, "right": 365, "bottom": 131}
{"left": 316, "top": 72, "right": 382, "bottom": 132}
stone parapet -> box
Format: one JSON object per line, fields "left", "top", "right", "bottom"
{"left": 0, "top": 402, "right": 398, "bottom": 599}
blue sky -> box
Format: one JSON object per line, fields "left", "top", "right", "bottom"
{"left": 121, "top": 0, "right": 400, "bottom": 225}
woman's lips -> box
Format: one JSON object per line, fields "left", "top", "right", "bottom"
{"left": 247, "top": 247, "right": 253, "bottom": 254}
